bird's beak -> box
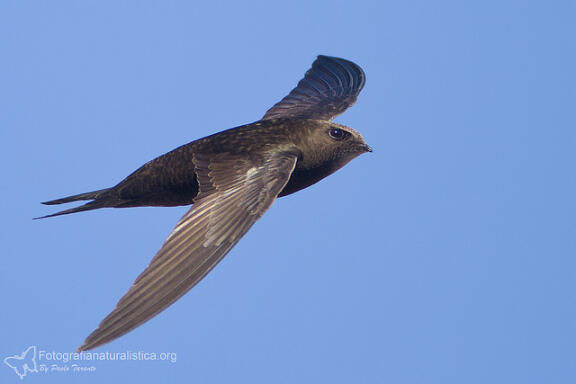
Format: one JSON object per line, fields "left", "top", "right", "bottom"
{"left": 364, "top": 144, "right": 373, "bottom": 153}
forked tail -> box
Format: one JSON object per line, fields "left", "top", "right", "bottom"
{"left": 41, "top": 188, "right": 109, "bottom": 205}
{"left": 35, "top": 188, "right": 111, "bottom": 219}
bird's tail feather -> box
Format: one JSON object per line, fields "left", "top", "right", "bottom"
{"left": 35, "top": 188, "right": 112, "bottom": 219}
{"left": 34, "top": 201, "right": 110, "bottom": 219}
{"left": 41, "top": 188, "right": 109, "bottom": 205}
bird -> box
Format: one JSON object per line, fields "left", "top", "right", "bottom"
{"left": 38, "top": 55, "right": 371, "bottom": 352}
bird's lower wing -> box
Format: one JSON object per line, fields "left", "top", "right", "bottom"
{"left": 77, "top": 151, "right": 298, "bottom": 351}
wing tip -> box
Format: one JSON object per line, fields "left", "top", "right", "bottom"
{"left": 315, "top": 54, "right": 366, "bottom": 90}
{"left": 76, "top": 339, "right": 98, "bottom": 353}
{"left": 262, "top": 55, "right": 366, "bottom": 121}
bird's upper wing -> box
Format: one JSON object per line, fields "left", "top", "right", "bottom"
{"left": 78, "top": 151, "right": 298, "bottom": 351}
{"left": 262, "top": 55, "right": 366, "bottom": 121}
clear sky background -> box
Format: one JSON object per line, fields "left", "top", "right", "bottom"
{"left": 2, "top": 1, "right": 574, "bottom": 383}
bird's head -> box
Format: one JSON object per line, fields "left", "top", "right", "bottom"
{"left": 298, "top": 121, "right": 372, "bottom": 169}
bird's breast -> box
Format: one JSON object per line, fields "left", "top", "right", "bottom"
{"left": 278, "top": 161, "right": 342, "bottom": 197}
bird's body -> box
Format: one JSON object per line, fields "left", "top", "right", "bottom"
{"left": 42, "top": 119, "right": 365, "bottom": 214}
{"left": 40, "top": 55, "right": 371, "bottom": 351}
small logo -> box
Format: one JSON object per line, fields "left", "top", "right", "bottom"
{"left": 4, "top": 346, "right": 38, "bottom": 380}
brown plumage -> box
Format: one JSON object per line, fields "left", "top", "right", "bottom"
{"left": 39, "top": 55, "right": 371, "bottom": 351}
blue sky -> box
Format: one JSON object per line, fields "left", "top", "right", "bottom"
{"left": 2, "top": 1, "right": 574, "bottom": 383}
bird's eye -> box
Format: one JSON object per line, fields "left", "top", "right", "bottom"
{"left": 328, "top": 128, "right": 350, "bottom": 141}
